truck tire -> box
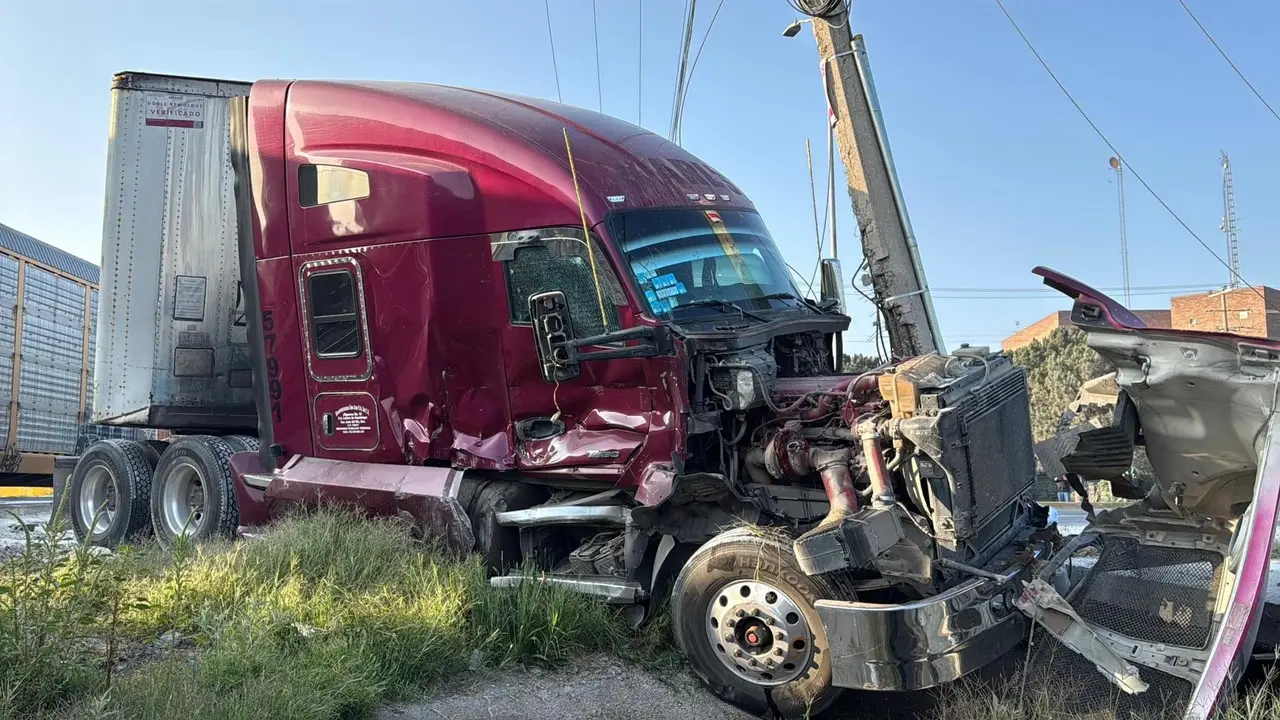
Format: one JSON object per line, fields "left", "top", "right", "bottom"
{"left": 150, "top": 436, "right": 240, "bottom": 546}
{"left": 671, "top": 527, "right": 843, "bottom": 718}
{"left": 222, "top": 435, "right": 260, "bottom": 454}
{"left": 69, "top": 440, "right": 157, "bottom": 548}
{"left": 461, "top": 480, "right": 545, "bottom": 575}
{"left": 141, "top": 440, "right": 169, "bottom": 465}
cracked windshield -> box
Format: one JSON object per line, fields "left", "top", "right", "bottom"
{"left": 612, "top": 208, "right": 804, "bottom": 319}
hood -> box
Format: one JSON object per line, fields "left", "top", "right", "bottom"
{"left": 1034, "top": 267, "right": 1280, "bottom": 520}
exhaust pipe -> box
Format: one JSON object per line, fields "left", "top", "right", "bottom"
{"left": 810, "top": 447, "right": 858, "bottom": 528}
{"left": 859, "top": 421, "right": 896, "bottom": 507}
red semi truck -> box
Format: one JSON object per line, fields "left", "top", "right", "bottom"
{"left": 65, "top": 72, "right": 1280, "bottom": 718}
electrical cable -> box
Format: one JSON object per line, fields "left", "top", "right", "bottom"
{"left": 562, "top": 129, "right": 609, "bottom": 327}
{"left": 992, "top": 0, "right": 1280, "bottom": 317}
{"left": 669, "top": 0, "right": 697, "bottom": 142}
{"left": 786, "top": 0, "right": 848, "bottom": 21}
{"left": 928, "top": 283, "right": 1220, "bottom": 293}
{"left": 806, "top": 138, "right": 822, "bottom": 263}
{"left": 592, "top": 0, "right": 603, "bottom": 113}
{"left": 637, "top": 0, "right": 643, "bottom": 126}
{"left": 1177, "top": 0, "right": 1280, "bottom": 125}
{"left": 544, "top": 0, "right": 562, "bottom": 103}
{"left": 674, "top": 0, "right": 728, "bottom": 142}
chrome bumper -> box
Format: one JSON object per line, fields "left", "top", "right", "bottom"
{"left": 815, "top": 574, "right": 1024, "bottom": 691}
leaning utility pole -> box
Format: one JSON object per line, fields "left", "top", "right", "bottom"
{"left": 806, "top": 8, "right": 944, "bottom": 356}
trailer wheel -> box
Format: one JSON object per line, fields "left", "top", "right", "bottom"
{"left": 672, "top": 527, "right": 843, "bottom": 718}
{"left": 150, "top": 436, "right": 240, "bottom": 546}
{"left": 141, "top": 439, "right": 170, "bottom": 463}
{"left": 222, "top": 435, "right": 260, "bottom": 454}
{"left": 69, "top": 440, "right": 157, "bottom": 547}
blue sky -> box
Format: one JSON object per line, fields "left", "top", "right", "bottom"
{"left": 2, "top": 1, "right": 1277, "bottom": 353}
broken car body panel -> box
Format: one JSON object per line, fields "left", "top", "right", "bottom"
{"left": 1025, "top": 267, "right": 1280, "bottom": 717}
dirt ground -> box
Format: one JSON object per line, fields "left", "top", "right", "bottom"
{"left": 376, "top": 655, "right": 757, "bottom": 720}
{"left": 375, "top": 653, "right": 947, "bottom": 720}
{"left": 0, "top": 499, "right": 72, "bottom": 560}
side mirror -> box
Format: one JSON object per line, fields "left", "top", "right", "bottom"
{"left": 529, "top": 291, "right": 581, "bottom": 383}
{"left": 819, "top": 258, "right": 847, "bottom": 314}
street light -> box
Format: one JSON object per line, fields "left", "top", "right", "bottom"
{"left": 782, "top": 18, "right": 812, "bottom": 37}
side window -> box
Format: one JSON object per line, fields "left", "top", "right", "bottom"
{"left": 493, "top": 228, "right": 625, "bottom": 338}
{"left": 308, "top": 270, "right": 362, "bottom": 358}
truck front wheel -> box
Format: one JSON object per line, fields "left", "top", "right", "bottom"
{"left": 672, "top": 527, "right": 843, "bottom": 718}
{"left": 150, "top": 436, "right": 240, "bottom": 546}
{"left": 69, "top": 440, "right": 157, "bottom": 547}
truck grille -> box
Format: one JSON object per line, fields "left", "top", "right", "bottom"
{"left": 1073, "top": 536, "right": 1222, "bottom": 649}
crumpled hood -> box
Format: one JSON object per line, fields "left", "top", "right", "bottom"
{"left": 1034, "top": 267, "right": 1280, "bottom": 520}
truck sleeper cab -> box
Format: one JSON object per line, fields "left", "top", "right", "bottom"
{"left": 68, "top": 72, "right": 1273, "bottom": 720}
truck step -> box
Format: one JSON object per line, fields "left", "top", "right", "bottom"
{"left": 489, "top": 573, "right": 644, "bottom": 604}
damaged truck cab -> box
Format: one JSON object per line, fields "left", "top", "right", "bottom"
{"left": 71, "top": 72, "right": 1276, "bottom": 719}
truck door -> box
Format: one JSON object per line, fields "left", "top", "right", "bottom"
{"left": 494, "top": 227, "right": 655, "bottom": 477}
{"left": 295, "top": 255, "right": 384, "bottom": 458}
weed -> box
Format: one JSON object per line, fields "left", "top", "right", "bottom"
{"left": 1, "top": 507, "right": 670, "bottom": 720}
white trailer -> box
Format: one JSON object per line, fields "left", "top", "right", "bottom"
{"left": 95, "top": 72, "right": 254, "bottom": 431}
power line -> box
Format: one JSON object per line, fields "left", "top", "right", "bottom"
{"left": 637, "top": 0, "right": 643, "bottom": 126}
{"left": 544, "top": 0, "right": 562, "bottom": 103}
{"left": 928, "top": 283, "right": 1219, "bottom": 293}
{"left": 991, "top": 0, "right": 1280, "bottom": 317}
{"left": 592, "top": 0, "right": 603, "bottom": 113}
{"left": 1177, "top": 0, "right": 1280, "bottom": 125}
{"left": 674, "top": 0, "right": 728, "bottom": 142}
{"left": 669, "top": 0, "right": 699, "bottom": 143}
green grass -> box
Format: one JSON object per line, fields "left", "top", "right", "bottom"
{"left": 927, "top": 669, "right": 1280, "bottom": 720}
{"left": 0, "top": 508, "right": 676, "bottom": 720}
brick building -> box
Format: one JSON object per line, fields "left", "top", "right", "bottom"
{"left": 1169, "top": 287, "right": 1280, "bottom": 338}
{"left": 1003, "top": 309, "right": 1172, "bottom": 351}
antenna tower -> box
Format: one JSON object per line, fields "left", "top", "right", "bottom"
{"left": 1110, "top": 156, "right": 1131, "bottom": 306}
{"left": 1221, "top": 151, "right": 1241, "bottom": 289}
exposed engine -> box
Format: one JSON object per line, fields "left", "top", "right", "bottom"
{"left": 691, "top": 332, "right": 1039, "bottom": 595}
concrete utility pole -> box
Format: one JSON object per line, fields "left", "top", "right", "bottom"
{"left": 807, "top": 11, "right": 944, "bottom": 356}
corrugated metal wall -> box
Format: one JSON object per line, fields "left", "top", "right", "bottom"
{"left": 16, "top": 266, "right": 87, "bottom": 454}
{"left": 0, "top": 254, "right": 18, "bottom": 449}
{"left": 2, "top": 227, "right": 153, "bottom": 462}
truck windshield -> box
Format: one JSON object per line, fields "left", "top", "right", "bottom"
{"left": 608, "top": 208, "right": 802, "bottom": 320}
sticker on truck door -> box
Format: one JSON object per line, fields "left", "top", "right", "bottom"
{"left": 145, "top": 93, "right": 206, "bottom": 129}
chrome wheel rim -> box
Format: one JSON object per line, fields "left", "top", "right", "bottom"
{"left": 77, "top": 463, "right": 119, "bottom": 538}
{"left": 161, "top": 460, "right": 207, "bottom": 536}
{"left": 706, "top": 579, "right": 816, "bottom": 686}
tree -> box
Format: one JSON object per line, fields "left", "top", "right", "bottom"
{"left": 1009, "top": 328, "right": 1112, "bottom": 442}
{"left": 842, "top": 353, "right": 882, "bottom": 374}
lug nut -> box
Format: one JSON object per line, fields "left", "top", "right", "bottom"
{"left": 775, "top": 632, "right": 785, "bottom": 641}
{"left": 726, "top": 619, "right": 736, "bottom": 628}
{"left": 775, "top": 648, "right": 785, "bottom": 657}
{"left": 734, "top": 650, "right": 744, "bottom": 658}
{"left": 725, "top": 634, "right": 734, "bottom": 643}
{"left": 766, "top": 617, "right": 777, "bottom": 626}
{"left": 735, "top": 609, "right": 746, "bottom": 618}
{"left": 749, "top": 659, "right": 758, "bottom": 667}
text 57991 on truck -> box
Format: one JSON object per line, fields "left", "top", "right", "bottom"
{"left": 66, "top": 72, "right": 1280, "bottom": 718}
